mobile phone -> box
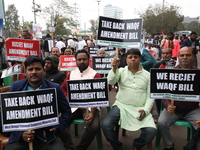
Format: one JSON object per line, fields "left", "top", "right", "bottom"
{"left": 138, "top": 112, "right": 143, "bottom": 118}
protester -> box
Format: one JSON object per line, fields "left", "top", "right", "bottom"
{"left": 67, "top": 35, "right": 76, "bottom": 49}
{"left": 97, "top": 49, "right": 106, "bottom": 56}
{"left": 44, "top": 55, "right": 66, "bottom": 85}
{"left": 22, "top": 29, "right": 32, "bottom": 39}
{"left": 158, "top": 47, "right": 200, "bottom": 150}
{"left": 43, "top": 33, "right": 52, "bottom": 57}
{"left": 118, "top": 48, "right": 127, "bottom": 68}
{"left": 102, "top": 48, "right": 156, "bottom": 150}
{"left": 0, "top": 36, "right": 8, "bottom": 87}
{"left": 50, "top": 47, "right": 60, "bottom": 57}
{"left": 164, "top": 32, "right": 180, "bottom": 60}
{"left": 181, "top": 31, "right": 200, "bottom": 67}
{"left": 64, "top": 48, "right": 73, "bottom": 55}
{"left": 61, "top": 50, "right": 101, "bottom": 150}
{"left": 55, "top": 38, "right": 66, "bottom": 53}
{"left": 77, "top": 37, "right": 87, "bottom": 51}
{"left": 140, "top": 48, "right": 157, "bottom": 72}
{"left": 4, "top": 55, "right": 71, "bottom": 150}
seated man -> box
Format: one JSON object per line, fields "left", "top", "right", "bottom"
{"left": 62, "top": 49, "right": 101, "bottom": 150}
{"left": 44, "top": 55, "right": 66, "bottom": 85}
{"left": 102, "top": 48, "right": 156, "bottom": 150}
{"left": 158, "top": 47, "right": 200, "bottom": 150}
{"left": 4, "top": 56, "right": 71, "bottom": 150}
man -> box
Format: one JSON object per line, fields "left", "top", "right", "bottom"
{"left": 102, "top": 48, "right": 156, "bottom": 150}
{"left": 44, "top": 55, "right": 66, "bottom": 85}
{"left": 62, "top": 49, "right": 101, "bottom": 150}
{"left": 77, "top": 37, "right": 87, "bottom": 51}
{"left": 158, "top": 47, "right": 200, "bottom": 150}
{"left": 181, "top": 31, "right": 200, "bottom": 67}
{"left": 164, "top": 32, "right": 180, "bottom": 60}
{"left": 50, "top": 47, "right": 60, "bottom": 57}
{"left": 140, "top": 48, "right": 157, "bottom": 72}
{"left": 22, "top": 29, "right": 32, "bottom": 39}
{"left": 118, "top": 48, "right": 127, "bottom": 68}
{"left": 154, "top": 48, "right": 176, "bottom": 69}
{"left": 4, "top": 56, "right": 71, "bottom": 150}
{"left": 83, "top": 45, "right": 89, "bottom": 51}
{"left": 67, "top": 35, "right": 76, "bottom": 49}
{"left": 64, "top": 48, "right": 73, "bottom": 55}
{"left": 43, "top": 33, "right": 52, "bottom": 57}
{"left": 55, "top": 38, "right": 66, "bottom": 53}
{"left": 0, "top": 36, "right": 8, "bottom": 87}
{"left": 154, "top": 48, "right": 176, "bottom": 116}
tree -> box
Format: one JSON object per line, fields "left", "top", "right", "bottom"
{"left": 137, "top": 3, "right": 184, "bottom": 35}
{"left": 41, "top": 0, "right": 78, "bottom": 36}
{"left": 89, "top": 19, "right": 98, "bottom": 35}
{"left": 3, "top": 4, "right": 20, "bottom": 38}
{"left": 185, "top": 21, "right": 200, "bottom": 35}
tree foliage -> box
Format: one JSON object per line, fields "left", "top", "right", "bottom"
{"left": 177, "top": 21, "right": 200, "bottom": 35}
{"left": 41, "top": 0, "right": 78, "bottom": 36}
{"left": 137, "top": 3, "right": 184, "bottom": 35}
{"left": 3, "top": 4, "right": 20, "bottom": 38}
{"left": 89, "top": 19, "right": 98, "bottom": 35}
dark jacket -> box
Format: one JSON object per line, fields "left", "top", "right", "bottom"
{"left": 181, "top": 38, "right": 200, "bottom": 55}
{"left": 44, "top": 56, "right": 66, "bottom": 85}
{"left": 7, "top": 78, "right": 71, "bottom": 144}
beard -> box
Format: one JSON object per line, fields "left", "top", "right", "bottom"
{"left": 78, "top": 64, "right": 88, "bottom": 72}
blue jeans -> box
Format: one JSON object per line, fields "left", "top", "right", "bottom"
{"left": 102, "top": 105, "right": 156, "bottom": 150}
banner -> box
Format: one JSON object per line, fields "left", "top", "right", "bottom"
{"left": 33, "top": 24, "right": 42, "bottom": 39}
{"left": 5, "top": 38, "right": 40, "bottom": 61}
{"left": 97, "top": 16, "right": 142, "bottom": 48}
{"left": 88, "top": 46, "right": 116, "bottom": 57}
{"left": 67, "top": 78, "right": 109, "bottom": 108}
{"left": 150, "top": 69, "right": 200, "bottom": 101}
{"left": 92, "top": 56, "right": 112, "bottom": 74}
{"left": 0, "top": 88, "right": 59, "bottom": 132}
{"left": 1, "top": 64, "right": 21, "bottom": 78}
{"left": 59, "top": 55, "right": 92, "bottom": 71}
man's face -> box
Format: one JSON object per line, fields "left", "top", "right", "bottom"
{"left": 51, "top": 48, "right": 60, "bottom": 57}
{"left": 97, "top": 51, "right": 105, "bottom": 56}
{"left": 64, "top": 49, "right": 72, "bottom": 55}
{"left": 83, "top": 47, "right": 89, "bottom": 51}
{"left": 190, "top": 34, "right": 196, "bottom": 41}
{"left": 44, "top": 60, "right": 53, "bottom": 72}
{"left": 25, "top": 62, "right": 44, "bottom": 84}
{"left": 161, "top": 49, "right": 172, "bottom": 61}
{"left": 126, "top": 54, "right": 140, "bottom": 69}
{"left": 178, "top": 47, "right": 194, "bottom": 68}
{"left": 22, "top": 32, "right": 31, "bottom": 39}
{"left": 76, "top": 53, "right": 89, "bottom": 72}
{"left": 168, "top": 34, "right": 174, "bottom": 40}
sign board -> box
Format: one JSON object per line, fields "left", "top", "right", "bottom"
{"left": 67, "top": 78, "right": 109, "bottom": 108}
{"left": 59, "top": 55, "right": 92, "bottom": 71}
{"left": 150, "top": 69, "right": 200, "bottom": 101}
{"left": 1, "top": 64, "right": 21, "bottom": 78}
{"left": 97, "top": 16, "right": 142, "bottom": 48}
{"left": 92, "top": 56, "right": 112, "bottom": 74}
{"left": 88, "top": 46, "right": 116, "bottom": 57}
{"left": 0, "top": 88, "right": 59, "bottom": 132}
{"left": 5, "top": 38, "right": 40, "bottom": 61}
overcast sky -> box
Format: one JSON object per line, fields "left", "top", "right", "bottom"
{"left": 4, "top": 0, "right": 200, "bottom": 30}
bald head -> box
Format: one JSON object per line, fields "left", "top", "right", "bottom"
{"left": 178, "top": 47, "right": 194, "bottom": 69}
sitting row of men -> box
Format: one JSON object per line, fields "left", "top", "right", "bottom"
{"left": 1, "top": 47, "right": 200, "bottom": 150}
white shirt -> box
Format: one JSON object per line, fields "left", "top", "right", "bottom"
{"left": 55, "top": 41, "right": 65, "bottom": 52}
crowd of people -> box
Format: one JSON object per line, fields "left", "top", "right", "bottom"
{"left": 0, "top": 30, "right": 200, "bottom": 150}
